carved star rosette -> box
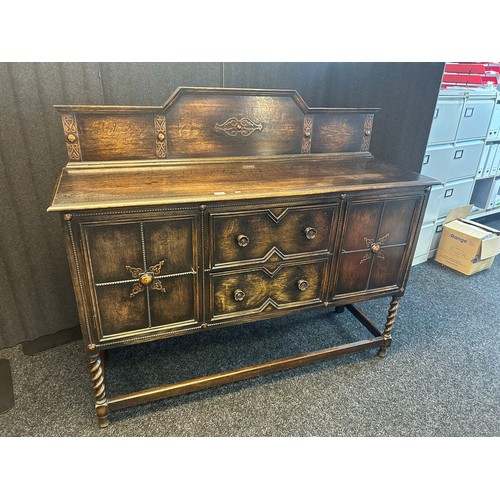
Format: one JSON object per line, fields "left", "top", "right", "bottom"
{"left": 360, "top": 233, "right": 390, "bottom": 264}
{"left": 125, "top": 260, "right": 166, "bottom": 298}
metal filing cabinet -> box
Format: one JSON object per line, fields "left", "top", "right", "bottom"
{"left": 413, "top": 221, "right": 434, "bottom": 265}
{"left": 439, "top": 178, "right": 475, "bottom": 218}
{"left": 413, "top": 85, "right": 498, "bottom": 266}
{"left": 447, "top": 141, "right": 484, "bottom": 180}
{"left": 427, "top": 95, "right": 464, "bottom": 144}
{"left": 421, "top": 144, "right": 453, "bottom": 182}
{"left": 456, "top": 93, "right": 496, "bottom": 141}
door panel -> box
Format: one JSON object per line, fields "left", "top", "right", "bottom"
{"left": 82, "top": 214, "right": 200, "bottom": 340}
{"left": 332, "top": 196, "right": 421, "bottom": 298}
{"left": 86, "top": 223, "right": 142, "bottom": 282}
{"left": 95, "top": 283, "right": 149, "bottom": 336}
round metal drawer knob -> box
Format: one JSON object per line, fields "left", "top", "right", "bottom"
{"left": 297, "top": 279, "right": 309, "bottom": 291}
{"left": 305, "top": 227, "right": 317, "bottom": 240}
{"left": 234, "top": 289, "right": 246, "bottom": 301}
{"left": 67, "top": 133, "right": 77, "bottom": 143}
{"left": 157, "top": 132, "right": 165, "bottom": 141}
{"left": 237, "top": 234, "right": 249, "bottom": 247}
{"left": 371, "top": 243, "right": 381, "bottom": 254}
{"left": 140, "top": 273, "right": 154, "bottom": 286}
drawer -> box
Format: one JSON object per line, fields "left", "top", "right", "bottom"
{"left": 423, "top": 184, "right": 443, "bottom": 222}
{"left": 210, "top": 260, "right": 327, "bottom": 321}
{"left": 438, "top": 178, "right": 474, "bottom": 218}
{"left": 427, "top": 97, "right": 463, "bottom": 144}
{"left": 421, "top": 144, "right": 453, "bottom": 182}
{"left": 428, "top": 217, "right": 446, "bottom": 257}
{"left": 456, "top": 98, "right": 495, "bottom": 141}
{"left": 447, "top": 141, "right": 484, "bottom": 181}
{"left": 209, "top": 204, "right": 337, "bottom": 268}
{"left": 414, "top": 221, "right": 433, "bottom": 258}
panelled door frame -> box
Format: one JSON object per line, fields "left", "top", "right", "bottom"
{"left": 329, "top": 187, "right": 427, "bottom": 303}
{"left": 69, "top": 207, "right": 203, "bottom": 347}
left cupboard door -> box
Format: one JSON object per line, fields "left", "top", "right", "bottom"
{"left": 78, "top": 213, "right": 202, "bottom": 344}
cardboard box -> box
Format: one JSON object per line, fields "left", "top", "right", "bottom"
{"left": 435, "top": 205, "right": 500, "bottom": 275}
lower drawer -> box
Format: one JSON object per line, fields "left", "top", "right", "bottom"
{"left": 209, "top": 260, "right": 327, "bottom": 321}
{"left": 438, "top": 178, "right": 474, "bottom": 218}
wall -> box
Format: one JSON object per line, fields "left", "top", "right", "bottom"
{"left": 0, "top": 62, "right": 444, "bottom": 348}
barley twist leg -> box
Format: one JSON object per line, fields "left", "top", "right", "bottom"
{"left": 89, "top": 352, "right": 109, "bottom": 428}
{"left": 377, "top": 296, "right": 400, "bottom": 358}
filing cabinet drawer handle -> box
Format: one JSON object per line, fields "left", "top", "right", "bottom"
{"left": 464, "top": 107, "right": 474, "bottom": 118}
{"left": 237, "top": 234, "right": 250, "bottom": 247}
{"left": 297, "top": 279, "right": 309, "bottom": 291}
{"left": 436, "top": 224, "right": 443, "bottom": 233}
{"left": 234, "top": 289, "right": 246, "bottom": 302}
{"left": 304, "top": 227, "right": 317, "bottom": 240}
{"left": 434, "top": 108, "right": 439, "bottom": 119}
{"left": 423, "top": 154, "right": 430, "bottom": 165}
{"left": 444, "top": 188, "right": 454, "bottom": 198}
{"left": 454, "top": 150, "right": 463, "bottom": 159}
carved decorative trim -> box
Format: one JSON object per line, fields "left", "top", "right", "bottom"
{"left": 360, "top": 233, "right": 390, "bottom": 264}
{"left": 154, "top": 115, "right": 167, "bottom": 158}
{"left": 61, "top": 114, "right": 82, "bottom": 161}
{"left": 215, "top": 117, "right": 263, "bottom": 137}
{"left": 361, "top": 114, "right": 374, "bottom": 151}
{"left": 125, "top": 259, "right": 167, "bottom": 298}
{"left": 301, "top": 115, "right": 314, "bottom": 153}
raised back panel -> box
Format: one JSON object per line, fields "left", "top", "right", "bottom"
{"left": 165, "top": 92, "right": 304, "bottom": 158}
{"left": 55, "top": 87, "right": 379, "bottom": 163}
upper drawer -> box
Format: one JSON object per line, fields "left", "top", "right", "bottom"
{"left": 208, "top": 203, "right": 338, "bottom": 268}
{"left": 427, "top": 97, "right": 463, "bottom": 144}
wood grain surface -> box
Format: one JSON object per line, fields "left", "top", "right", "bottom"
{"left": 48, "top": 156, "right": 438, "bottom": 212}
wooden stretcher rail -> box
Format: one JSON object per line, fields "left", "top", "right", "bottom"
{"left": 107, "top": 337, "right": 383, "bottom": 412}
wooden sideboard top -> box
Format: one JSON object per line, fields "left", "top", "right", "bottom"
{"left": 48, "top": 156, "right": 438, "bottom": 212}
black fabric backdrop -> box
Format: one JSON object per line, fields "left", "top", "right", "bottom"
{"left": 0, "top": 62, "right": 444, "bottom": 348}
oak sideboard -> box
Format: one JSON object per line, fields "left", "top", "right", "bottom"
{"left": 48, "top": 87, "right": 438, "bottom": 428}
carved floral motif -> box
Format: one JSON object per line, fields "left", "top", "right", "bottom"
{"left": 125, "top": 259, "right": 166, "bottom": 297}
{"left": 215, "top": 117, "right": 263, "bottom": 137}
{"left": 360, "top": 233, "right": 390, "bottom": 264}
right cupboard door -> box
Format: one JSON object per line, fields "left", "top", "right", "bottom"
{"left": 332, "top": 194, "right": 424, "bottom": 299}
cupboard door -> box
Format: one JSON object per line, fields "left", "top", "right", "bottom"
{"left": 333, "top": 196, "right": 422, "bottom": 297}
{"left": 83, "top": 215, "right": 200, "bottom": 339}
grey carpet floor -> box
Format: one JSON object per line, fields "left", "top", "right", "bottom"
{"left": 1, "top": 217, "right": 499, "bottom": 437}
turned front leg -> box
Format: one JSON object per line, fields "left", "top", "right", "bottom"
{"left": 89, "top": 351, "right": 110, "bottom": 428}
{"left": 377, "top": 296, "right": 400, "bottom": 358}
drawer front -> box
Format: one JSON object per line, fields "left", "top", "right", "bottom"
{"left": 447, "top": 141, "right": 484, "bottom": 180}
{"left": 424, "top": 184, "right": 443, "bottom": 222}
{"left": 209, "top": 204, "right": 337, "bottom": 268}
{"left": 332, "top": 195, "right": 423, "bottom": 298}
{"left": 82, "top": 215, "right": 200, "bottom": 340}
{"left": 429, "top": 217, "right": 446, "bottom": 255}
{"left": 456, "top": 99, "right": 495, "bottom": 141}
{"left": 421, "top": 144, "right": 453, "bottom": 182}
{"left": 438, "top": 178, "right": 474, "bottom": 218}
{"left": 428, "top": 98, "right": 463, "bottom": 144}
{"left": 210, "top": 260, "right": 326, "bottom": 321}
{"left": 414, "top": 221, "right": 434, "bottom": 258}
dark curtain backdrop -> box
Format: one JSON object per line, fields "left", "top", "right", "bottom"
{"left": 0, "top": 62, "right": 444, "bottom": 349}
